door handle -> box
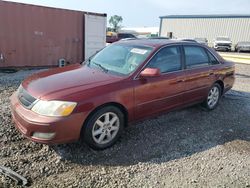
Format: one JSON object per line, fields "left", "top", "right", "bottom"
{"left": 176, "top": 79, "right": 184, "bottom": 83}
{"left": 0, "top": 53, "right": 3, "bottom": 61}
{"left": 209, "top": 72, "right": 214, "bottom": 76}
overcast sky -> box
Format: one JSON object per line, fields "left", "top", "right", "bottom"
{"left": 3, "top": 0, "right": 250, "bottom": 27}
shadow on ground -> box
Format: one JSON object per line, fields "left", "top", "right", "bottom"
{"left": 236, "top": 73, "right": 250, "bottom": 79}
{"left": 52, "top": 90, "right": 250, "bottom": 166}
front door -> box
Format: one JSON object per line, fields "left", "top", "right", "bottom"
{"left": 134, "top": 45, "right": 186, "bottom": 119}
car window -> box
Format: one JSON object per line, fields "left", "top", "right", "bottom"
{"left": 118, "top": 34, "right": 127, "bottom": 38}
{"left": 184, "top": 46, "right": 209, "bottom": 68}
{"left": 118, "top": 33, "right": 135, "bottom": 39}
{"left": 207, "top": 51, "right": 220, "bottom": 65}
{"left": 128, "top": 34, "right": 136, "bottom": 38}
{"left": 147, "top": 46, "right": 182, "bottom": 73}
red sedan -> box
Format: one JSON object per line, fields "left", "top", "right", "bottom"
{"left": 10, "top": 39, "right": 235, "bottom": 150}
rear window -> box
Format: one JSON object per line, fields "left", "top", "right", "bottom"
{"left": 118, "top": 33, "right": 135, "bottom": 39}
{"left": 207, "top": 51, "right": 220, "bottom": 65}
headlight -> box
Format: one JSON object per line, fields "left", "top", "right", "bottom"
{"left": 31, "top": 100, "right": 77, "bottom": 117}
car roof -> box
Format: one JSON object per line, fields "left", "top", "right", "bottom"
{"left": 116, "top": 39, "right": 199, "bottom": 48}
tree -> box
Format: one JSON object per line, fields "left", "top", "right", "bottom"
{"left": 109, "top": 15, "right": 123, "bottom": 32}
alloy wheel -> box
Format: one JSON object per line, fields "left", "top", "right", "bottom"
{"left": 207, "top": 86, "right": 220, "bottom": 109}
{"left": 92, "top": 112, "right": 120, "bottom": 145}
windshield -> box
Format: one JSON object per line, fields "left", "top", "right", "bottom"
{"left": 238, "top": 42, "right": 250, "bottom": 45}
{"left": 88, "top": 44, "right": 153, "bottom": 76}
{"left": 216, "top": 37, "right": 230, "bottom": 41}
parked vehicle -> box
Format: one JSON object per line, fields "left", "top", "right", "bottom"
{"left": 118, "top": 33, "right": 137, "bottom": 40}
{"left": 178, "top": 38, "right": 198, "bottom": 43}
{"left": 213, "top": 37, "right": 232, "bottom": 51}
{"left": 194, "top": 38, "right": 208, "bottom": 45}
{"left": 106, "top": 33, "right": 137, "bottom": 43}
{"left": 10, "top": 39, "right": 235, "bottom": 150}
{"left": 106, "top": 35, "right": 118, "bottom": 43}
{"left": 235, "top": 41, "right": 250, "bottom": 52}
{"left": 181, "top": 39, "right": 198, "bottom": 43}
{"left": 148, "top": 37, "right": 170, "bottom": 40}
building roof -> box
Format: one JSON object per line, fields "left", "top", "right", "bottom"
{"left": 119, "top": 27, "right": 159, "bottom": 34}
{"left": 160, "top": 14, "right": 250, "bottom": 19}
{"left": 1, "top": 0, "right": 107, "bottom": 17}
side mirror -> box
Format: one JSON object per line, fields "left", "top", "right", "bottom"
{"left": 140, "top": 68, "right": 161, "bottom": 78}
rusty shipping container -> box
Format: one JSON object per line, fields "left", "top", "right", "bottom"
{"left": 0, "top": 1, "right": 107, "bottom": 68}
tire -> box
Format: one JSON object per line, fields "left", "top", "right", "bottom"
{"left": 83, "top": 106, "right": 124, "bottom": 150}
{"left": 202, "top": 83, "right": 222, "bottom": 110}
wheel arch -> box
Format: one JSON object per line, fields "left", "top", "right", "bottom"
{"left": 80, "top": 102, "right": 129, "bottom": 137}
{"left": 214, "top": 80, "right": 224, "bottom": 95}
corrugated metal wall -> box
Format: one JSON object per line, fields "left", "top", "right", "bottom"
{"left": 160, "top": 17, "right": 250, "bottom": 47}
{"left": 0, "top": 1, "right": 85, "bottom": 68}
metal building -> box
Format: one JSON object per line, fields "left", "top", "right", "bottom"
{"left": 159, "top": 15, "right": 250, "bottom": 46}
{"left": 0, "top": 1, "right": 106, "bottom": 68}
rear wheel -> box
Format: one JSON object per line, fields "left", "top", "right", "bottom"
{"left": 202, "top": 83, "right": 221, "bottom": 110}
{"left": 83, "top": 106, "right": 124, "bottom": 150}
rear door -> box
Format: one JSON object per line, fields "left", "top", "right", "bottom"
{"left": 134, "top": 45, "right": 186, "bottom": 119}
{"left": 84, "top": 14, "right": 106, "bottom": 60}
{"left": 182, "top": 45, "right": 213, "bottom": 104}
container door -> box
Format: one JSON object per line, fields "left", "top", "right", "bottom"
{"left": 84, "top": 14, "right": 106, "bottom": 60}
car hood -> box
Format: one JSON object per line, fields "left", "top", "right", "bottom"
{"left": 22, "top": 64, "right": 124, "bottom": 100}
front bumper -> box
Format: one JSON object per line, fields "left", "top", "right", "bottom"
{"left": 10, "top": 92, "right": 85, "bottom": 144}
{"left": 214, "top": 45, "right": 231, "bottom": 50}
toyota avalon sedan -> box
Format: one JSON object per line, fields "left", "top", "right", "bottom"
{"left": 10, "top": 39, "right": 235, "bottom": 150}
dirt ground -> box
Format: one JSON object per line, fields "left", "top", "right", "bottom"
{"left": 0, "top": 64, "right": 250, "bottom": 188}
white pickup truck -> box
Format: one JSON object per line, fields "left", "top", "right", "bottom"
{"left": 213, "top": 36, "right": 232, "bottom": 51}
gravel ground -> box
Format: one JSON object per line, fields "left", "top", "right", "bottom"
{"left": 0, "top": 64, "right": 250, "bottom": 188}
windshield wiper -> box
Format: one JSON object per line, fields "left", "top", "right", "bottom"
{"left": 93, "top": 62, "right": 109, "bottom": 72}
{"left": 81, "top": 58, "right": 91, "bottom": 65}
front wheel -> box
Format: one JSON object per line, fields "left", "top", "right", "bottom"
{"left": 202, "top": 83, "right": 222, "bottom": 110}
{"left": 83, "top": 106, "right": 124, "bottom": 150}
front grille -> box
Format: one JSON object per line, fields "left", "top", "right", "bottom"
{"left": 17, "top": 86, "right": 37, "bottom": 108}
{"left": 217, "top": 43, "right": 231, "bottom": 47}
